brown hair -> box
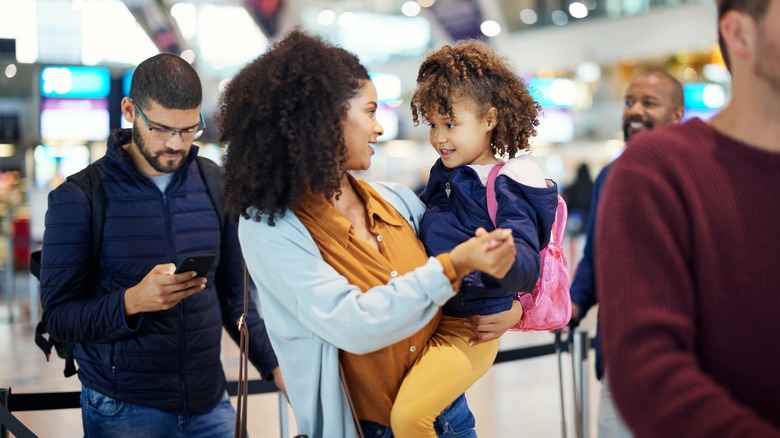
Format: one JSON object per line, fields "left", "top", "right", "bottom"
{"left": 718, "top": 0, "right": 771, "bottom": 70}
{"left": 410, "top": 40, "right": 540, "bottom": 158}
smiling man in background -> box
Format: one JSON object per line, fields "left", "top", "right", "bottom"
{"left": 568, "top": 70, "right": 684, "bottom": 438}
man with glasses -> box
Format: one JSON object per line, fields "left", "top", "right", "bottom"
{"left": 597, "top": 0, "right": 780, "bottom": 435}
{"left": 39, "top": 53, "right": 282, "bottom": 437}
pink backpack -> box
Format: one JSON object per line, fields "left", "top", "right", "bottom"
{"left": 486, "top": 162, "right": 572, "bottom": 332}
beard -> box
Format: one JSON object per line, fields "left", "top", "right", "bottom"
{"left": 622, "top": 116, "right": 654, "bottom": 141}
{"left": 132, "top": 124, "right": 187, "bottom": 174}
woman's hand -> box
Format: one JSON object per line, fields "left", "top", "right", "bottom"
{"left": 465, "top": 299, "right": 523, "bottom": 345}
{"left": 272, "top": 366, "right": 288, "bottom": 400}
{"left": 449, "top": 227, "right": 516, "bottom": 279}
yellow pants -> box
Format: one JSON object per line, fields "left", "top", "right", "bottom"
{"left": 391, "top": 315, "right": 499, "bottom": 437}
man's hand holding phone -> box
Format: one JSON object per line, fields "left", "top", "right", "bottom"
{"left": 174, "top": 254, "right": 216, "bottom": 278}
{"left": 124, "top": 254, "right": 216, "bottom": 316}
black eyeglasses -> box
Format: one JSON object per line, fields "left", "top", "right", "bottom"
{"left": 131, "top": 99, "right": 205, "bottom": 142}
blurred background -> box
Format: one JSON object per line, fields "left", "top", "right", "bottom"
{"left": 0, "top": 0, "right": 724, "bottom": 435}
{"left": 0, "top": 0, "right": 727, "bottom": 277}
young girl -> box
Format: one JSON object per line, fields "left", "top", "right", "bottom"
{"left": 391, "top": 40, "right": 559, "bottom": 436}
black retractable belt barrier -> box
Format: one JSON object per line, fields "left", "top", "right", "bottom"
{"left": 1, "top": 335, "right": 594, "bottom": 436}
{"left": 0, "top": 388, "right": 7, "bottom": 438}
{"left": 0, "top": 388, "right": 36, "bottom": 438}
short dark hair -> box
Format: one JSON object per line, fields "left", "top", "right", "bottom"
{"left": 129, "top": 53, "right": 202, "bottom": 110}
{"left": 215, "top": 29, "right": 370, "bottom": 224}
{"left": 718, "top": 0, "right": 771, "bottom": 70}
{"left": 634, "top": 70, "right": 684, "bottom": 108}
{"left": 410, "top": 39, "right": 540, "bottom": 158}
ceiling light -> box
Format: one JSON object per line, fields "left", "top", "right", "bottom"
{"left": 480, "top": 20, "right": 501, "bottom": 37}
{"left": 575, "top": 62, "right": 600, "bottom": 83}
{"left": 180, "top": 49, "right": 196, "bottom": 64}
{"left": 569, "top": 2, "right": 588, "bottom": 18}
{"left": 519, "top": 9, "right": 538, "bottom": 25}
{"left": 551, "top": 10, "right": 568, "bottom": 25}
{"left": 5, "top": 64, "right": 17, "bottom": 79}
{"left": 338, "top": 12, "right": 358, "bottom": 27}
{"left": 0, "top": 144, "right": 15, "bottom": 158}
{"left": 318, "top": 9, "right": 336, "bottom": 25}
{"left": 402, "top": 1, "right": 421, "bottom": 17}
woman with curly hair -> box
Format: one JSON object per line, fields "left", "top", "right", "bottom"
{"left": 215, "top": 29, "right": 521, "bottom": 437}
{"left": 390, "top": 40, "right": 560, "bottom": 436}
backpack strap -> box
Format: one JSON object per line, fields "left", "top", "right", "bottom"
{"left": 34, "top": 161, "right": 105, "bottom": 378}
{"left": 550, "top": 195, "right": 568, "bottom": 247}
{"left": 196, "top": 156, "right": 225, "bottom": 235}
{"left": 485, "top": 162, "right": 505, "bottom": 226}
{"left": 195, "top": 156, "right": 231, "bottom": 312}
{"left": 67, "top": 161, "right": 105, "bottom": 261}
{"left": 486, "top": 161, "right": 538, "bottom": 312}
{"left": 64, "top": 161, "right": 104, "bottom": 378}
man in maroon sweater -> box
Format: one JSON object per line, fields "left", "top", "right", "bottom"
{"left": 596, "top": 0, "right": 780, "bottom": 437}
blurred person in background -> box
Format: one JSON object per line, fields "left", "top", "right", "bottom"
{"left": 597, "top": 0, "right": 780, "bottom": 435}
{"left": 40, "top": 53, "right": 281, "bottom": 437}
{"left": 563, "top": 163, "right": 594, "bottom": 236}
{"left": 569, "top": 70, "right": 684, "bottom": 438}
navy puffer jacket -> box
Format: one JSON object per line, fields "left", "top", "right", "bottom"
{"left": 419, "top": 159, "right": 559, "bottom": 318}
{"left": 40, "top": 129, "right": 278, "bottom": 414}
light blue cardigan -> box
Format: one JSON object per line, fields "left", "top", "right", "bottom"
{"left": 238, "top": 182, "right": 459, "bottom": 438}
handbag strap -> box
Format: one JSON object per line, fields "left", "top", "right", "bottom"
{"left": 485, "top": 162, "right": 505, "bottom": 226}
{"left": 339, "top": 361, "right": 366, "bottom": 438}
{"left": 235, "top": 265, "right": 250, "bottom": 438}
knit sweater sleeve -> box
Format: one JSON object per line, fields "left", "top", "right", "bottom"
{"left": 596, "top": 127, "right": 779, "bottom": 437}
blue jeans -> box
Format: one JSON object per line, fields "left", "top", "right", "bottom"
{"left": 360, "top": 393, "right": 476, "bottom": 438}
{"left": 80, "top": 385, "right": 237, "bottom": 438}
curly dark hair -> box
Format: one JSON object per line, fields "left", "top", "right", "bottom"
{"left": 410, "top": 40, "right": 540, "bottom": 158}
{"left": 215, "top": 29, "right": 369, "bottom": 224}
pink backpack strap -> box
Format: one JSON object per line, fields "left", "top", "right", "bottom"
{"left": 487, "top": 161, "right": 531, "bottom": 310}
{"left": 551, "top": 194, "right": 568, "bottom": 246}
{"left": 485, "top": 162, "right": 505, "bottom": 226}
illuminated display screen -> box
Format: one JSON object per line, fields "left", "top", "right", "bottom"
{"left": 376, "top": 104, "right": 399, "bottom": 142}
{"left": 683, "top": 82, "right": 727, "bottom": 111}
{"left": 534, "top": 108, "right": 574, "bottom": 143}
{"left": 527, "top": 78, "right": 576, "bottom": 109}
{"left": 40, "top": 66, "right": 111, "bottom": 99}
{"left": 40, "top": 98, "right": 110, "bottom": 141}
{"left": 33, "top": 144, "right": 90, "bottom": 189}
{"left": 370, "top": 73, "right": 402, "bottom": 103}
{"left": 123, "top": 68, "right": 134, "bottom": 97}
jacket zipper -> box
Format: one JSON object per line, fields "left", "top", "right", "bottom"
{"left": 161, "top": 191, "right": 187, "bottom": 413}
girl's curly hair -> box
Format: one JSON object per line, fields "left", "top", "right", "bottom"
{"left": 215, "top": 29, "right": 369, "bottom": 224}
{"left": 410, "top": 40, "right": 541, "bottom": 158}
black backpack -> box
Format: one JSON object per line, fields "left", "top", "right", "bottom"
{"left": 30, "top": 156, "right": 226, "bottom": 378}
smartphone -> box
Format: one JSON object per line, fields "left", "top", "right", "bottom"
{"left": 174, "top": 254, "right": 216, "bottom": 278}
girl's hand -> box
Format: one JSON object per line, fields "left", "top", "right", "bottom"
{"left": 465, "top": 299, "right": 523, "bottom": 346}
{"left": 449, "top": 228, "right": 516, "bottom": 279}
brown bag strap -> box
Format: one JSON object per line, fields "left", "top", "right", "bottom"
{"left": 338, "top": 361, "right": 366, "bottom": 438}
{"left": 235, "top": 265, "right": 250, "bottom": 438}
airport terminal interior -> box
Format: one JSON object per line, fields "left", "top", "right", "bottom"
{"left": 1, "top": 0, "right": 726, "bottom": 436}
